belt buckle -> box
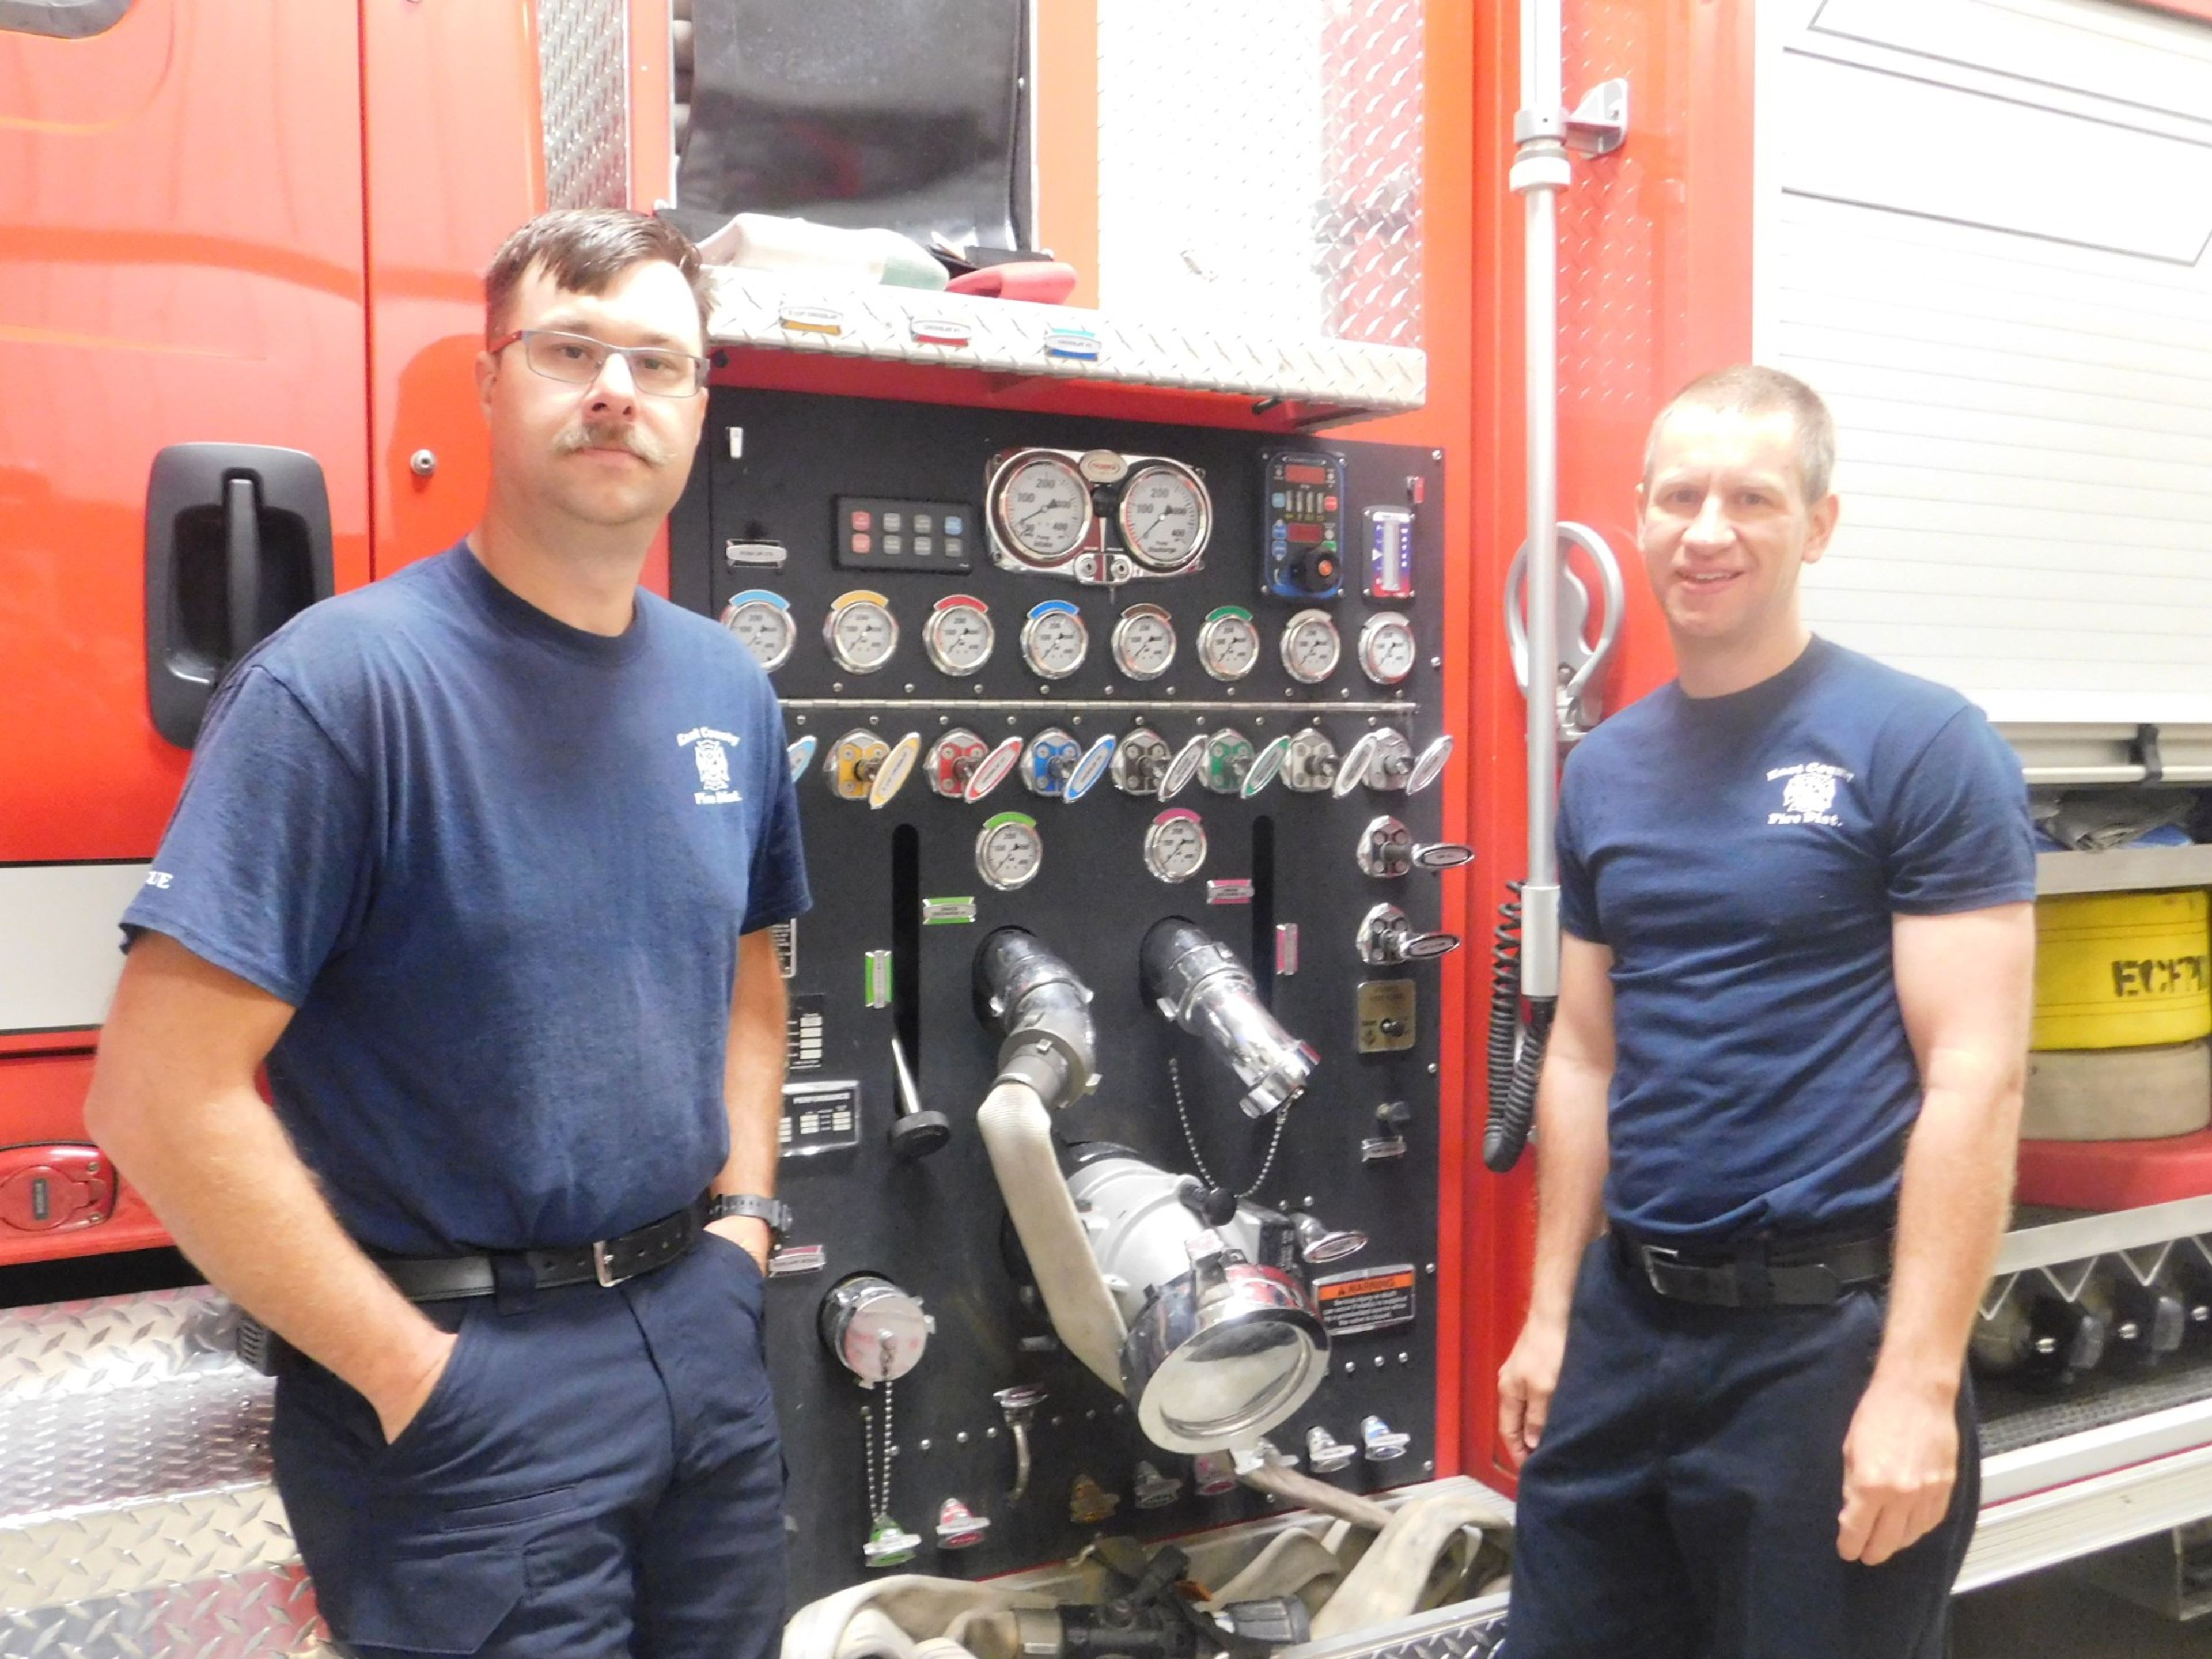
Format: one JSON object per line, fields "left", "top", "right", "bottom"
{"left": 592, "top": 1238, "right": 632, "bottom": 1288}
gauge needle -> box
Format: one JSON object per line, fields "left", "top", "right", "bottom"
{"left": 1017, "top": 503, "right": 1060, "bottom": 531}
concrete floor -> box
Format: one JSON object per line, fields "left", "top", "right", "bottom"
{"left": 1952, "top": 1565, "right": 2207, "bottom": 1657}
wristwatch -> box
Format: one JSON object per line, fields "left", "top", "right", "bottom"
{"left": 707, "top": 1192, "right": 792, "bottom": 1244}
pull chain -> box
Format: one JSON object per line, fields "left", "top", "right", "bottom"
{"left": 860, "top": 1332, "right": 919, "bottom": 1568}
{"left": 1171, "top": 1055, "right": 1290, "bottom": 1200}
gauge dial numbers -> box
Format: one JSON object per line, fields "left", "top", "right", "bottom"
{"left": 1110, "top": 605, "right": 1177, "bottom": 681}
{"left": 824, "top": 590, "right": 899, "bottom": 674}
{"left": 1115, "top": 460, "right": 1211, "bottom": 573}
{"left": 1357, "top": 612, "right": 1418, "bottom": 685}
{"left": 1143, "top": 809, "right": 1209, "bottom": 884}
{"left": 1279, "top": 609, "right": 1342, "bottom": 684}
{"left": 1020, "top": 602, "right": 1090, "bottom": 680}
{"left": 720, "top": 590, "right": 796, "bottom": 672}
{"left": 922, "top": 596, "right": 995, "bottom": 675}
{"left": 1196, "top": 607, "right": 1262, "bottom": 683}
{"left": 987, "top": 450, "right": 1095, "bottom": 568}
{"left": 976, "top": 813, "right": 1044, "bottom": 891}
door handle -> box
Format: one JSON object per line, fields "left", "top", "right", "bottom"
{"left": 145, "top": 444, "right": 332, "bottom": 747}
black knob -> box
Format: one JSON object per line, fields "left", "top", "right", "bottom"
{"left": 888, "top": 1111, "right": 952, "bottom": 1161}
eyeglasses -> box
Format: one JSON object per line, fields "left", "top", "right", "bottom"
{"left": 490, "top": 329, "right": 710, "bottom": 398}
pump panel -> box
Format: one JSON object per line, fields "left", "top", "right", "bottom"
{"left": 673, "top": 392, "right": 1449, "bottom": 1603}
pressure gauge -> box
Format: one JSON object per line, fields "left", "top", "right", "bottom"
{"left": 988, "top": 450, "right": 1094, "bottom": 568}
{"left": 824, "top": 590, "right": 899, "bottom": 674}
{"left": 1196, "top": 607, "right": 1261, "bottom": 683}
{"left": 1142, "top": 809, "right": 1209, "bottom": 884}
{"left": 720, "top": 589, "right": 795, "bottom": 672}
{"left": 1020, "top": 601, "right": 1089, "bottom": 680}
{"left": 1357, "top": 612, "right": 1418, "bottom": 685}
{"left": 1110, "top": 604, "right": 1177, "bottom": 681}
{"left": 923, "top": 595, "right": 995, "bottom": 676}
{"left": 1279, "top": 609, "right": 1342, "bottom": 684}
{"left": 976, "top": 812, "right": 1044, "bottom": 891}
{"left": 1116, "top": 460, "right": 1211, "bottom": 573}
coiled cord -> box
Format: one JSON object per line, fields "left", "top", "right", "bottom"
{"left": 1483, "top": 883, "right": 1554, "bottom": 1172}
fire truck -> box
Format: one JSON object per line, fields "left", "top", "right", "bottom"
{"left": 6, "top": 0, "right": 2212, "bottom": 1653}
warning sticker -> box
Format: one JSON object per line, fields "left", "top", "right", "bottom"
{"left": 1313, "top": 1263, "right": 1418, "bottom": 1336}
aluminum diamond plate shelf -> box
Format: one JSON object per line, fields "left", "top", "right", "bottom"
{"left": 703, "top": 267, "right": 1428, "bottom": 425}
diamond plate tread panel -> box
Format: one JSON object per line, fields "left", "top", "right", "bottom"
{"left": 539, "top": 0, "right": 629, "bottom": 211}
{"left": 1279, "top": 1593, "right": 1509, "bottom": 1659}
{"left": 1, "top": 1565, "right": 328, "bottom": 1658}
{"left": 704, "top": 269, "right": 1427, "bottom": 414}
{"left": 5, "top": 1485, "right": 298, "bottom": 1612}
{"left": 1979, "top": 1355, "right": 2212, "bottom": 1457}
{"left": 2, "top": 1288, "right": 243, "bottom": 1402}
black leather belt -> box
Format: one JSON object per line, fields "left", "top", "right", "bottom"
{"left": 374, "top": 1196, "right": 709, "bottom": 1303}
{"left": 1613, "top": 1225, "right": 1891, "bottom": 1308}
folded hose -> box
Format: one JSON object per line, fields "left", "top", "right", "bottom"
{"left": 975, "top": 1079, "right": 1128, "bottom": 1394}
{"left": 1308, "top": 1490, "right": 1508, "bottom": 1639}
{"left": 1234, "top": 1455, "right": 1394, "bottom": 1532}
{"left": 1483, "top": 884, "right": 1554, "bottom": 1172}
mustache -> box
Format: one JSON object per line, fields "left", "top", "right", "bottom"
{"left": 554, "top": 419, "right": 673, "bottom": 468}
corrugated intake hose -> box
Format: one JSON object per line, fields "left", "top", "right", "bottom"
{"left": 1234, "top": 1454, "right": 1393, "bottom": 1532}
{"left": 1484, "top": 884, "right": 1554, "bottom": 1173}
{"left": 1308, "top": 1490, "right": 1511, "bottom": 1640}
{"left": 976, "top": 1078, "right": 1128, "bottom": 1393}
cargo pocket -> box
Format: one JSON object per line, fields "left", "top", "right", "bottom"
{"left": 332, "top": 1533, "right": 530, "bottom": 1656}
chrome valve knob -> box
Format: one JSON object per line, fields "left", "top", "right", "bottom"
{"left": 1357, "top": 903, "right": 1461, "bottom": 965}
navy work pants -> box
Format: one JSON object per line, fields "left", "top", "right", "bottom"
{"left": 273, "top": 1233, "right": 786, "bottom": 1658}
{"left": 1507, "top": 1237, "right": 1978, "bottom": 1659}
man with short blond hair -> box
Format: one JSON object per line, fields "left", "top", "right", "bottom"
{"left": 89, "top": 208, "right": 805, "bottom": 1658}
{"left": 1497, "top": 365, "right": 2035, "bottom": 1658}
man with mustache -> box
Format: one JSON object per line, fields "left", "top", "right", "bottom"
{"left": 88, "top": 209, "right": 808, "bottom": 1658}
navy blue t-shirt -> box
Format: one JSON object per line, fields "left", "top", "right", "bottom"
{"left": 123, "top": 546, "right": 811, "bottom": 1256}
{"left": 1557, "top": 635, "right": 2034, "bottom": 1243}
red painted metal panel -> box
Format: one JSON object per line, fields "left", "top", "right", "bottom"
{"left": 1459, "top": 0, "right": 1760, "bottom": 1491}
{"left": 0, "top": 0, "right": 373, "bottom": 863}
{"left": 0, "top": 1054, "right": 168, "bottom": 1268}
{"left": 359, "top": 0, "right": 544, "bottom": 578}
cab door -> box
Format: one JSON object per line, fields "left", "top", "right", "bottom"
{"left": 0, "top": 0, "right": 369, "bottom": 1259}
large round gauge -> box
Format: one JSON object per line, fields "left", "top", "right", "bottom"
{"left": 1196, "top": 607, "right": 1261, "bottom": 683}
{"left": 1116, "top": 460, "right": 1211, "bottom": 573}
{"left": 720, "top": 590, "right": 795, "bottom": 672}
{"left": 824, "top": 590, "right": 899, "bottom": 674}
{"left": 1111, "top": 604, "right": 1177, "bottom": 681}
{"left": 1279, "top": 608, "right": 1342, "bottom": 684}
{"left": 923, "top": 596, "right": 995, "bottom": 676}
{"left": 990, "top": 451, "right": 1094, "bottom": 567}
{"left": 1143, "top": 809, "right": 1209, "bottom": 884}
{"left": 1358, "top": 612, "right": 1418, "bottom": 685}
{"left": 976, "top": 812, "right": 1044, "bottom": 891}
{"left": 1020, "top": 602, "right": 1090, "bottom": 680}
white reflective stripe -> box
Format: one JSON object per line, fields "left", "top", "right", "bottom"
{"left": 0, "top": 863, "right": 149, "bottom": 1034}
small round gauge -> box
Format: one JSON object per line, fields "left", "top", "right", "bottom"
{"left": 1196, "top": 608, "right": 1261, "bottom": 683}
{"left": 825, "top": 593, "right": 899, "bottom": 673}
{"left": 923, "top": 596, "right": 995, "bottom": 676}
{"left": 1279, "top": 608, "right": 1342, "bottom": 684}
{"left": 1116, "top": 460, "right": 1211, "bottom": 573}
{"left": 1358, "top": 612, "right": 1418, "bottom": 685}
{"left": 1111, "top": 605, "right": 1177, "bottom": 681}
{"left": 1020, "top": 604, "right": 1090, "bottom": 680}
{"left": 990, "top": 451, "right": 1094, "bottom": 567}
{"left": 720, "top": 592, "right": 795, "bottom": 672}
{"left": 1143, "top": 810, "right": 1209, "bottom": 884}
{"left": 976, "top": 813, "right": 1044, "bottom": 891}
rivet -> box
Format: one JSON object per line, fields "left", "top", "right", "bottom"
{"left": 408, "top": 449, "right": 437, "bottom": 478}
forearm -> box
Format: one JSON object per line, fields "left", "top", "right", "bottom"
{"left": 707, "top": 931, "right": 789, "bottom": 1252}
{"left": 90, "top": 1077, "right": 442, "bottom": 1404}
{"left": 1527, "top": 1052, "right": 1612, "bottom": 1325}
{"left": 1879, "top": 1050, "right": 2022, "bottom": 1398}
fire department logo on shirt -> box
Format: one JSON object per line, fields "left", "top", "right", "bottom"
{"left": 1767, "top": 761, "right": 1851, "bottom": 827}
{"left": 679, "top": 726, "right": 744, "bottom": 806}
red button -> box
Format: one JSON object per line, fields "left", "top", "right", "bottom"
{"left": 850, "top": 510, "right": 871, "bottom": 531}
{"left": 851, "top": 532, "right": 872, "bottom": 553}
{"left": 1323, "top": 495, "right": 1338, "bottom": 512}
{"left": 1316, "top": 558, "right": 1337, "bottom": 579}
